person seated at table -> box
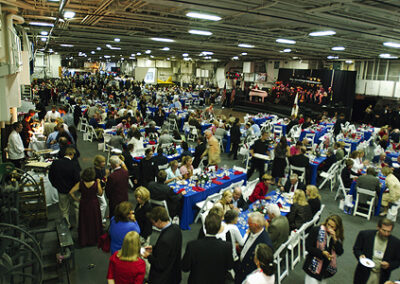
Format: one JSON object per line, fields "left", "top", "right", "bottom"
{"left": 350, "top": 151, "right": 364, "bottom": 173}
{"left": 165, "top": 160, "right": 182, "bottom": 185}
{"left": 341, "top": 159, "right": 360, "bottom": 188}
{"left": 188, "top": 113, "right": 202, "bottom": 131}
{"left": 250, "top": 120, "right": 261, "bottom": 137}
{"left": 248, "top": 174, "right": 273, "bottom": 203}
{"left": 154, "top": 105, "right": 165, "bottom": 127}
{"left": 89, "top": 112, "right": 100, "bottom": 128}
{"left": 379, "top": 135, "right": 390, "bottom": 151}
{"left": 172, "top": 129, "right": 183, "bottom": 143}
{"left": 334, "top": 141, "right": 345, "bottom": 161}
{"left": 216, "top": 190, "right": 234, "bottom": 215}
{"left": 356, "top": 167, "right": 381, "bottom": 206}
{"left": 46, "top": 125, "right": 60, "bottom": 150}
{"left": 210, "top": 120, "right": 218, "bottom": 135}
{"left": 147, "top": 170, "right": 184, "bottom": 218}
{"left": 224, "top": 209, "right": 245, "bottom": 261}
{"left": 288, "top": 146, "right": 310, "bottom": 182}
{"left": 286, "top": 114, "right": 299, "bottom": 134}
{"left": 105, "top": 112, "right": 117, "bottom": 129}
{"left": 180, "top": 156, "right": 194, "bottom": 179}
{"left": 305, "top": 185, "right": 321, "bottom": 216}
{"left": 139, "top": 149, "right": 157, "bottom": 186}
{"left": 198, "top": 204, "right": 227, "bottom": 240}
{"left": 153, "top": 147, "right": 168, "bottom": 170}
{"left": 128, "top": 130, "right": 144, "bottom": 155}
{"left": 158, "top": 130, "right": 174, "bottom": 145}
{"left": 373, "top": 153, "right": 390, "bottom": 168}
{"left": 290, "top": 141, "right": 302, "bottom": 156}
{"left": 286, "top": 189, "right": 313, "bottom": 231}
{"left": 265, "top": 203, "right": 289, "bottom": 251}
{"left": 281, "top": 173, "right": 305, "bottom": 193}
{"left": 242, "top": 243, "right": 276, "bottom": 284}
{"left": 232, "top": 186, "right": 249, "bottom": 210}
{"left": 318, "top": 147, "right": 337, "bottom": 173}
{"left": 244, "top": 122, "right": 255, "bottom": 139}
{"left": 145, "top": 121, "right": 159, "bottom": 137}
{"left": 381, "top": 167, "right": 400, "bottom": 216}
{"left": 109, "top": 128, "right": 125, "bottom": 151}
{"left": 180, "top": 142, "right": 192, "bottom": 158}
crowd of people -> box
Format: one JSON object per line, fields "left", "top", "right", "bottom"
{"left": 4, "top": 72, "right": 400, "bottom": 284}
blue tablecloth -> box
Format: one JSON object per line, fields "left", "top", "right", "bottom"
{"left": 132, "top": 147, "right": 194, "bottom": 163}
{"left": 201, "top": 123, "right": 212, "bottom": 134}
{"left": 349, "top": 174, "right": 386, "bottom": 216}
{"left": 237, "top": 190, "right": 291, "bottom": 236}
{"left": 299, "top": 127, "right": 327, "bottom": 144}
{"left": 338, "top": 138, "right": 362, "bottom": 153}
{"left": 274, "top": 124, "right": 287, "bottom": 135}
{"left": 172, "top": 169, "right": 247, "bottom": 230}
{"left": 310, "top": 156, "right": 327, "bottom": 185}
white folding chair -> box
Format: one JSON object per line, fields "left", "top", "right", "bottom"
{"left": 228, "top": 180, "right": 245, "bottom": 192}
{"left": 242, "top": 178, "right": 259, "bottom": 202}
{"left": 233, "top": 165, "right": 247, "bottom": 173}
{"left": 79, "top": 117, "right": 89, "bottom": 132}
{"left": 353, "top": 187, "right": 376, "bottom": 220}
{"left": 319, "top": 161, "right": 340, "bottom": 191}
{"left": 274, "top": 238, "right": 290, "bottom": 284}
{"left": 168, "top": 118, "right": 178, "bottom": 132}
{"left": 103, "top": 133, "right": 112, "bottom": 152}
{"left": 287, "top": 230, "right": 301, "bottom": 270}
{"left": 274, "top": 125, "right": 283, "bottom": 138}
{"left": 194, "top": 192, "right": 222, "bottom": 223}
{"left": 299, "top": 220, "right": 315, "bottom": 259}
{"left": 187, "top": 126, "right": 198, "bottom": 142}
{"left": 289, "top": 165, "right": 306, "bottom": 183}
{"left": 335, "top": 173, "right": 350, "bottom": 200}
{"left": 149, "top": 199, "right": 172, "bottom": 230}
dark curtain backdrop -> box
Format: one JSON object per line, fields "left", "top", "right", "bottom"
{"left": 277, "top": 69, "right": 356, "bottom": 108}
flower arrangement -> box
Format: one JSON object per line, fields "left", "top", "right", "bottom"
{"left": 167, "top": 144, "right": 177, "bottom": 155}
{"left": 252, "top": 200, "right": 268, "bottom": 215}
{"left": 198, "top": 173, "right": 209, "bottom": 184}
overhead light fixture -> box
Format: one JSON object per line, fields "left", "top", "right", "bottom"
{"left": 276, "top": 38, "right": 296, "bottom": 44}
{"left": 64, "top": 11, "right": 75, "bottom": 19}
{"left": 137, "top": 52, "right": 141, "bottom": 55}
{"left": 186, "top": 12, "right": 221, "bottom": 21}
{"left": 204, "top": 56, "right": 212, "bottom": 59}
{"left": 309, "top": 30, "right": 336, "bottom": 36}
{"left": 183, "top": 57, "right": 192, "bottom": 61}
{"left": 150, "top": 55, "right": 154, "bottom": 58}
{"left": 238, "top": 43, "right": 254, "bottom": 48}
{"left": 40, "top": 31, "right": 48, "bottom": 36}
{"left": 327, "top": 55, "right": 339, "bottom": 59}
{"left": 241, "top": 52, "right": 248, "bottom": 56}
{"left": 232, "top": 56, "right": 239, "bottom": 60}
{"left": 145, "top": 50, "right": 151, "bottom": 54}
{"left": 383, "top": 42, "right": 400, "bottom": 48}
{"left": 40, "top": 37, "right": 47, "bottom": 42}
{"left": 182, "top": 53, "right": 189, "bottom": 57}
{"left": 345, "top": 60, "right": 353, "bottom": 64}
{"left": 151, "top": 37, "right": 174, "bottom": 42}
{"left": 200, "top": 51, "right": 213, "bottom": 56}
{"left": 97, "top": 47, "right": 101, "bottom": 50}
{"left": 104, "top": 55, "right": 111, "bottom": 58}
{"left": 131, "top": 53, "right": 136, "bottom": 56}
{"left": 283, "top": 49, "right": 291, "bottom": 53}
{"left": 292, "top": 57, "right": 299, "bottom": 59}
{"left": 161, "top": 47, "right": 170, "bottom": 51}
{"left": 48, "top": 49, "right": 53, "bottom": 52}
{"left": 380, "top": 53, "right": 398, "bottom": 59}
{"left": 48, "top": 0, "right": 60, "bottom": 2}
{"left": 29, "top": 22, "right": 54, "bottom": 27}
{"left": 91, "top": 51, "right": 95, "bottom": 54}
{"left": 60, "top": 44, "right": 74, "bottom": 47}
{"left": 167, "top": 58, "right": 170, "bottom": 60}
{"left": 189, "top": 29, "right": 212, "bottom": 36}
{"left": 332, "top": 46, "right": 345, "bottom": 51}
{"left": 114, "top": 38, "right": 120, "bottom": 42}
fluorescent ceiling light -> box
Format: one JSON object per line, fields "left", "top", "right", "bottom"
{"left": 40, "top": 31, "right": 48, "bottom": 36}
{"left": 232, "top": 56, "right": 239, "bottom": 60}
{"left": 145, "top": 50, "right": 151, "bottom": 54}
{"left": 383, "top": 42, "right": 400, "bottom": 48}
{"left": 48, "top": 0, "right": 60, "bottom": 2}
{"left": 97, "top": 47, "right": 101, "bottom": 50}
{"left": 114, "top": 38, "right": 120, "bottom": 42}
{"left": 131, "top": 54, "right": 136, "bottom": 56}
{"left": 283, "top": 49, "right": 291, "bottom": 53}
{"left": 161, "top": 47, "right": 170, "bottom": 51}
{"left": 136, "top": 52, "right": 141, "bottom": 55}
{"left": 129, "top": 57, "right": 135, "bottom": 59}
{"left": 241, "top": 52, "right": 248, "bottom": 56}
{"left": 29, "top": 22, "right": 54, "bottom": 27}
{"left": 183, "top": 57, "right": 191, "bottom": 61}
{"left": 182, "top": 53, "right": 189, "bottom": 57}
{"left": 60, "top": 44, "right": 74, "bottom": 47}
{"left": 186, "top": 12, "right": 221, "bottom": 21}
{"left": 309, "top": 30, "right": 336, "bottom": 36}
{"left": 332, "top": 46, "right": 345, "bottom": 51}
{"left": 167, "top": 58, "right": 170, "bottom": 60}
{"left": 91, "top": 51, "right": 95, "bottom": 54}
{"left": 150, "top": 55, "right": 154, "bottom": 58}
{"left": 189, "top": 29, "right": 212, "bottom": 36}
{"left": 104, "top": 55, "right": 111, "bottom": 58}
{"left": 292, "top": 57, "right": 299, "bottom": 59}
{"left": 238, "top": 43, "right": 254, "bottom": 48}
{"left": 151, "top": 37, "right": 174, "bottom": 42}
{"left": 345, "top": 60, "right": 353, "bottom": 64}
{"left": 204, "top": 56, "right": 212, "bottom": 59}
{"left": 40, "top": 37, "right": 47, "bottom": 41}
{"left": 380, "top": 53, "right": 398, "bottom": 59}
{"left": 276, "top": 38, "right": 296, "bottom": 44}
{"left": 327, "top": 55, "right": 339, "bottom": 59}
{"left": 64, "top": 11, "right": 75, "bottom": 19}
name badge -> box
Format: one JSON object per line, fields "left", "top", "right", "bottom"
{"left": 375, "top": 250, "right": 384, "bottom": 259}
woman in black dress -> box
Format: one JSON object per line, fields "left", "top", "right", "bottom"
{"left": 69, "top": 167, "right": 103, "bottom": 247}
{"left": 94, "top": 155, "right": 109, "bottom": 224}
{"left": 272, "top": 137, "right": 289, "bottom": 186}
{"left": 306, "top": 185, "right": 322, "bottom": 215}
{"left": 134, "top": 186, "right": 153, "bottom": 244}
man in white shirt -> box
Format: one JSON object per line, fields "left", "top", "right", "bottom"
{"left": 236, "top": 212, "right": 273, "bottom": 284}
{"left": 45, "top": 105, "right": 61, "bottom": 122}
{"left": 7, "top": 122, "right": 26, "bottom": 168}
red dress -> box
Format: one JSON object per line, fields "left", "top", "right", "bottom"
{"left": 107, "top": 252, "right": 146, "bottom": 284}
{"left": 248, "top": 182, "right": 269, "bottom": 203}
{"left": 78, "top": 181, "right": 103, "bottom": 247}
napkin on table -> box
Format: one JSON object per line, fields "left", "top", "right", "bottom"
{"left": 192, "top": 186, "right": 205, "bottom": 192}
{"left": 233, "top": 171, "right": 243, "bottom": 175}
{"left": 221, "top": 176, "right": 230, "bottom": 180}
{"left": 212, "top": 180, "right": 223, "bottom": 185}
{"left": 176, "top": 188, "right": 186, "bottom": 194}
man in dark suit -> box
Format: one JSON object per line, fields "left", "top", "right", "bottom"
{"left": 143, "top": 207, "right": 182, "bottom": 284}
{"left": 266, "top": 204, "right": 289, "bottom": 250}
{"left": 105, "top": 156, "right": 129, "bottom": 218}
{"left": 319, "top": 147, "right": 337, "bottom": 173}
{"left": 353, "top": 218, "right": 400, "bottom": 284}
{"left": 229, "top": 117, "right": 241, "bottom": 160}
{"left": 232, "top": 186, "right": 249, "bottom": 210}
{"left": 281, "top": 173, "right": 306, "bottom": 193}
{"left": 147, "top": 170, "right": 183, "bottom": 218}
{"left": 235, "top": 212, "right": 273, "bottom": 284}
{"left": 289, "top": 146, "right": 310, "bottom": 182}
{"left": 48, "top": 147, "right": 80, "bottom": 228}
{"left": 192, "top": 136, "right": 206, "bottom": 168}
{"left": 182, "top": 213, "right": 234, "bottom": 284}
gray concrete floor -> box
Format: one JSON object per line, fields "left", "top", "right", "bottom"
{"left": 45, "top": 122, "right": 400, "bottom": 284}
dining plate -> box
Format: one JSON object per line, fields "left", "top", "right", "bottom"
{"left": 360, "top": 257, "right": 375, "bottom": 268}
{"left": 280, "top": 206, "right": 290, "bottom": 212}
{"left": 177, "top": 180, "right": 188, "bottom": 185}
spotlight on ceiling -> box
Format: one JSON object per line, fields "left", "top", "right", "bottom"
{"left": 161, "top": 47, "right": 170, "bottom": 51}
{"left": 40, "top": 31, "right": 48, "bottom": 36}
{"left": 276, "top": 38, "right": 296, "bottom": 44}
{"left": 182, "top": 53, "right": 189, "bottom": 57}
{"left": 380, "top": 53, "right": 398, "bottom": 59}
{"left": 145, "top": 50, "right": 151, "bottom": 54}
{"left": 63, "top": 11, "right": 75, "bottom": 19}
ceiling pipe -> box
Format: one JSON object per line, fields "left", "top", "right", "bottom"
{"left": 44, "top": 0, "right": 68, "bottom": 51}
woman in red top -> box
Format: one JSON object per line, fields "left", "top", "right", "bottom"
{"left": 107, "top": 231, "right": 146, "bottom": 284}
{"left": 248, "top": 174, "right": 273, "bottom": 203}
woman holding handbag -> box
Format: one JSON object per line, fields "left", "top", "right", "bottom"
{"left": 303, "top": 215, "right": 344, "bottom": 284}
